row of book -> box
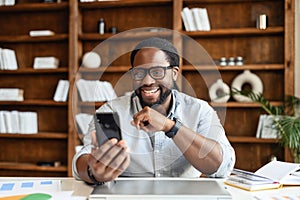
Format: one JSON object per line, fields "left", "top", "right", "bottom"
{"left": 0, "top": 48, "right": 18, "bottom": 70}
{"left": 0, "top": 0, "right": 15, "bottom": 6}
{"left": 76, "top": 79, "right": 117, "bottom": 102}
{"left": 181, "top": 7, "right": 211, "bottom": 31}
{"left": 0, "top": 88, "right": 24, "bottom": 101}
{"left": 0, "top": 110, "right": 38, "bottom": 134}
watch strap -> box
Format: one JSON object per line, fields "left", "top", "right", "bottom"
{"left": 86, "top": 165, "right": 104, "bottom": 185}
{"left": 165, "top": 117, "right": 182, "bottom": 138}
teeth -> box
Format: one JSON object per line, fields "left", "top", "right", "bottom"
{"left": 143, "top": 88, "right": 158, "bottom": 94}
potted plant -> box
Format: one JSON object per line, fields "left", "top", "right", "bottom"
{"left": 232, "top": 89, "right": 300, "bottom": 163}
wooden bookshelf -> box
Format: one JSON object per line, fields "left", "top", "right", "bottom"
{"left": 0, "top": 0, "right": 294, "bottom": 176}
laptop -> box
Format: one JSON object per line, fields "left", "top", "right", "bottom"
{"left": 89, "top": 178, "right": 232, "bottom": 200}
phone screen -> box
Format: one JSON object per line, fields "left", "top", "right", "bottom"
{"left": 94, "top": 112, "right": 122, "bottom": 146}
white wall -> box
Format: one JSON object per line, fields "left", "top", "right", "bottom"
{"left": 296, "top": 1, "right": 300, "bottom": 97}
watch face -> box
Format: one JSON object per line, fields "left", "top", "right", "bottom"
{"left": 165, "top": 118, "right": 182, "bottom": 138}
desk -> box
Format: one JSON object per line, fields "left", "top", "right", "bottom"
{"left": 0, "top": 177, "right": 300, "bottom": 200}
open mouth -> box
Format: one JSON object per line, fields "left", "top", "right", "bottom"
{"left": 142, "top": 88, "right": 159, "bottom": 94}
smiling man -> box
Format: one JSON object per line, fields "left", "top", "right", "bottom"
{"left": 72, "top": 37, "right": 235, "bottom": 185}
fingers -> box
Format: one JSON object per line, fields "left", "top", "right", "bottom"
{"left": 89, "top": 139, "right": 130, "bottom": 182}
{"left": 131, "top": 106, "right": 151, "bottom": 130}
{"left": 91, "top": 131, "right": 98, "bottom": 147}
{"left": 131, "top": 106, "right": 167, "bottom": 132}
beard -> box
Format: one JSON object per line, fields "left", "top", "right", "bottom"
{"left": 135, "top": 84, "right": 173, "bottom": 108}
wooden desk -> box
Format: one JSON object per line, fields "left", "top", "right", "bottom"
{"left": 1, "top": 177, "right": 300, "bottom": 200}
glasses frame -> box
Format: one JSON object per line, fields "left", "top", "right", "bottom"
{"left": 129, "top": 65, "right": 174, "bottom": 81}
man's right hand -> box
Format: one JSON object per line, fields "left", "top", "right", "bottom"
{"left": 87, "top": 132, "right": 130, "bottom": 183}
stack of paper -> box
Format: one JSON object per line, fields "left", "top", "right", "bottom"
{"left": 225, "top": 160, "right": 300, "bottom": 191}
{"left": 76, "top": 79, "right": 117, "bottom": 102}
{"left": 0, "top": 48, "right": 18, "bottom": 70}
{"left": 0, "top": 88, "right": 24, "bottom": 101}
{"left": 181, "top": 7, "right": 211, "bottom": 31}
{"left": 33, "top": 57, "right": 59, "bottom": 69}
{"left": 29, "top": 30, "right": 55, "bottom": 37}
{"left": 0, "top": 111, "right": 38, "bottom": 134}
{"left": 53, "top": 80, "right": 69, "bottom": 102}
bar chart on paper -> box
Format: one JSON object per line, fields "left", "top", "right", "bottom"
{"left": 0, "top": 179, "right": 62, "bottom": 199}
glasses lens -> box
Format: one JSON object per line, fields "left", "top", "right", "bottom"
{"left": 150, "top": 67, "right": 165, "bottom": 79}
{"left": 132, "top": 68, "right": 146, "bottom": 80}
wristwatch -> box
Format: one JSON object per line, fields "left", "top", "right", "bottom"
{"left": 165, "top": 117, "right": 183, "bottom": 138}
{"left": 87, "top": 165, "right": 104, "bottom": 185}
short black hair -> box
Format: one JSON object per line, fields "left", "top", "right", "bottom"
{"left": 130, "top": 37, "right": 179, "bottom": 67}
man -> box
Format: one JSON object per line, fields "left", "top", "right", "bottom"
{"left": 73, "top": 37, "right": 235, "bottom": 185}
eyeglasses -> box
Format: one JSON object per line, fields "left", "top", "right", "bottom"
{"left": 130, "top": 65, "right": 174, "bottom": 81}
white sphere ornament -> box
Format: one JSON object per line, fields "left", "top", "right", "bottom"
{"left": 82, "top": 51, "right": 101, "bottom": 68}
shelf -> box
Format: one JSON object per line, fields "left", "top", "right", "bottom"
{"left": 79, "top": 30, "right": 173, "bottom": 41}
{"left": 210, "top": 101, "right": 282, "bottom": 108}
{"left": 0, "top": 2, "right": 68, "bottom": 12}
{"left": 0, "top": 99, "right": 67, "bottom": 106}
{"left": 183, "top": 64, "right": 284, "bottom": 71}
{"left": 0, "top": 68, "right": 68, "bottom": 74}
{"left": 183, "top": 27, "right": 284, "bottom": 37}
{"left": 0, "top": 132, "right": 67, "bottom": 139}
{"left": 79, "top": 0, "right": 172, "bottom": 9}
{"left": 0, "top": 162, "right": 67, "bottom": 172}
{"left": 78, "top": 66, "right": 130, "bottom": 73}
{"left": 0, "top": 34, "right": 68, "bottom": 43}
{"left": 228, "top": 136, "right": 280, "bottom": 144}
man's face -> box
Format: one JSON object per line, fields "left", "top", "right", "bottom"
{"left": 131, "top": 48, "right": 178, "bottom": 107}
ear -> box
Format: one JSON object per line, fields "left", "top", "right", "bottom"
{"left": 172, "top": 66, "right": 179, "bottom": 80}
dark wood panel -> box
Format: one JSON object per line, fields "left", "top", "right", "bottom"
{"left": 223, "top": 107, "right": 262, "bottom": 137}
{"left": 232, "top": 143, "right": 284, "bottom": 172}
{"left": 0, "top": 138, "right": 67, "bottom": 164}
{"left": 0, "top": 9, "right": 68, "bottom": 35}
{"left": 183, "top": 35, "right": 284, "bottom": 64}
{"left": 81, "top": 5, "right": 173, "bottom": 33}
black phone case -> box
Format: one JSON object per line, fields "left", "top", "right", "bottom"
{"left": 94, "top": 112, "right": 122, "bottom": 146}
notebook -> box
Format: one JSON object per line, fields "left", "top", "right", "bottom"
{"left": 89, "top": 178, "right": 232, "bottom": 200}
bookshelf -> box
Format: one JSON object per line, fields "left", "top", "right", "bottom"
{"left": 0, "top": 0, "right": 70, "bottom": 176}
{"left": 0, "top": 0, "right": 294, "bottom": 176}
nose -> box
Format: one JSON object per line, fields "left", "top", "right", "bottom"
{"left": 141, "top": 72, "right": 156, "bottom": 85}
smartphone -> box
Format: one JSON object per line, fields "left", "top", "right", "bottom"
{"left": 94, "top": 112, "right": 122, "bottom": 146}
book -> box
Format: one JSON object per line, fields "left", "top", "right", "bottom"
{"left": 53, "top": 80, "right": 69, "bottom": 102}
{"left": 33, "top": 56, "right": 59, "bottom": 69}
{"left": 255, "top": 114, "right": 281, "bottom": 139}
{"left": 225, "top": 160, "right": 300, "bottom": 191}
{"left": 76, "top": 79, "right": 117, "bottom": 102}
{"left": 0, "top": 88, "right": 24, "bottom": 101}
{"left": 29, "top": 30, "right": 55, "bottom": 37}
{"left": 1, "top": 48, "right": 18, "bottom": 70}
